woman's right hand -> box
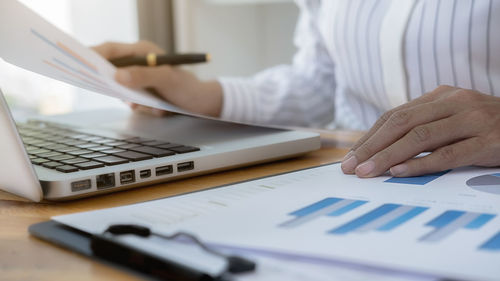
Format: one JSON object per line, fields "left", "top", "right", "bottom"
{"left": 93, "top": 41, "right": 223, "bottom": 117}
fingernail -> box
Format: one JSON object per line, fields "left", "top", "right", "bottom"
{"left": 116, "top": 69, "right": 132, "bottom": 84}
{"left": 390, "top": 164, "right": 408, "bottom": 176}
{"left": 356, "top": 160, "right": 375, "bottom": 177}
{"left": 341, "top": 155, "right": 358, "bottom": 173}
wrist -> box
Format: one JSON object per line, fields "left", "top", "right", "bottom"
{"left": 197, "top": 81, "right": 223, "bottom": 117}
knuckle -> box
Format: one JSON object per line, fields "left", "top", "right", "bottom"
{"left": 380, "top": 111, "right": 393, "bottom": 123}
{"left": 448, "top": 89, "right": 480, "bottom": 103}
{"left": 356, "top": 145, "right": 374, "bottom": 159}
{"left": 467, "top": 107, "right": 494, "bottom": 122}
{"left": 436, "top": 146, "right": 457, "bottom": 164}
{"left": 410, "top": 125, "right": 432, "bottom": 144}
{"left": 388, "top": 110, "right": 411, "bottom": 127}
{"left": 374, "top": 150, "right": 391, "bottom": 165}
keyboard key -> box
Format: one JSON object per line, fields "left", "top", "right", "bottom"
{"left": 38, "top": 151, "right": 63, "bottom": 158}
{"left": 157, "top": 143, "right": 183, "bottom": 150}
{"left": 88, "top": 145, "right": 113, "bottom": 151}
{"left": 42, "top": 161, "right": 64, "bottom": 169}
{"left": 93, "top": 138, "right": 115, "bottom": 144}
{"left": 125, "top": 137, "right": 155, "bottom": 144}
{"left": 75, "top": 161, "right": 105, "bottom": 170}
{"left": 31, "top": 158, "right": 50, "bottom": 165}
{"left": 45, "top": 143, "right": 70, "bottom": 150}
{"left": 94, "top": 156, "right": 129, "bottom": 165}
{"left": 61, "top": 158, "right": 88, "bottom": 165}
{"left": 107, "top": 141, "right": 128, "bottom": 147}
{"left": 117, "top": 143, "right": 140, "bottom": 150}
{"left": 64, "top": 140, "right": 88, "bottom": 146}
{"left": 56, "top": 165, "right": 79, "bottom": 173}
{"left": 25, "top": 146, "right": 40, "bottom": 152}
{"left": 56, "top": 138, "right": 79, "bottom": 145}
{"left": 113, "top": 151, "right": 153, "bottom": 161}
{"left": 81, "top": 152, "right": 107, "bottom": 159}
{"left": 78, "top": 136, "right": 102, "bottom": 142}
{"left": 76, "top": 143, "right": 100, "bottom": 149}
{"left": 168, "top": 146, "right": 200, "bottom": 154}
{"left": 67, "top": 149, "right": 93, "bottom": 156}
{"left": 48, "top": 155, "right": 75, "bottom": 162}
{"left": 141, "top": 140, "right": 170, "bottom": 147}
{"left": 101, "top": 148, "right": 126, "bottom": 154}
{"left": 58, "top": 146, "right": 80, "bottom": 153}
{"left": 129, "top": 146, "right": 175, "bottom": 157}
{"left": 29, "top": 149, "right": 51, "bottom": 156}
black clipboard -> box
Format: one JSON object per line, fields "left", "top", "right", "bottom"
{"left": 29, "top": 220, "right": 254, "bottom": 281}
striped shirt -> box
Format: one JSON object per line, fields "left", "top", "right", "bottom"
{"left": 218, "top": 0, "right": 500, "bottom": 130}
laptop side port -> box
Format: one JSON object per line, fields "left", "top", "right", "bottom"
{"left": 120, "top": 170, "right": 136, "bottom": 185}
{"left": 156, "top": 165, "right": 173, "bottom": 176}
{"left": 71, "top": 179, "right": 91, "bottom": 192}
{"left": 140, "top": 169, "right": 151, "bottom": 179}
{"left": 177, "top": 161, "right": 194, "bottom": 172}
{"left": 96, "top": 173, "right": 115, "bottom": 189}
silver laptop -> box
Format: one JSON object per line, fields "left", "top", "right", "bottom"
{"left": 0, "top": 89, "right": 320, "bottom": 202}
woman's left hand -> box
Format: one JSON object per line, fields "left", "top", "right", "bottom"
{"left": 341, "top": 85, "right": 500, "bottom": 178}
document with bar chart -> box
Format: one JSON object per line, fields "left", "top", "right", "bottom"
{"left": 54, "top": 163, "right": 500, "bottom": 281}
{"left": 153, "top": 164, "right": 500, "bottom": 281}
{"left": 0, "top": 0, "right": 183, "bottom": 114}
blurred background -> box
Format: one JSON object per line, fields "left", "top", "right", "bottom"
{"left": 0, "top": 0, "right": 298, "bottom": 117}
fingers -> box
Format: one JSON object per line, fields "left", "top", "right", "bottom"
{"left": 389, "top": 137, "right": 483, "bottom": 177}
{"left": 92, "top": 41, "right": 165, "bottom": 60}
{"left": 115, "top": 65, "right": 173, "bottom": 90}
{"left": 341, "top": 101, "right": 457, "bottom": 174}
{"left": 347, "top": 85, "right": 457, "bottom": 157}
{"left": 127, "top": 102, "right": 171, "bottom": 117}
{"left": 353, "top": 114, "right": 468, "bottom": 177}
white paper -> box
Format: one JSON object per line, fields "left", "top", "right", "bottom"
{"left": 54, "top": 164, "right": 500, "bottom": 280}
{"left": 0, "top": 0, "right": 187, "bottom": 114}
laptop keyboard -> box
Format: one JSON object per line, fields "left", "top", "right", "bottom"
{"left": 17, "top": 121, "right": 200, "bottom": 173}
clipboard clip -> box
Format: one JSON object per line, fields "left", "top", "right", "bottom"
{"left": 90, "top": 224, "right": 256, "bottom": 281}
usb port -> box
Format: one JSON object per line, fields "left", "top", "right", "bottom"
{"left": 177, "top": 161, "right": 194, "bottom": 172}
{"left": 120, "top": 170, "right": 136, "bottom": 184}
{"left": 156, "top": 165, "right": 173, "bottom": 176}
{"left": 140, "top": 169, "right": 151, "bottom": 179}
{"left": 71, "top": 179, "right": 91, "bottom": 192}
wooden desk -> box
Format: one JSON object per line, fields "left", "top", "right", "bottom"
{"left": 0, "top": 131, "right": 362, "bottom": 281}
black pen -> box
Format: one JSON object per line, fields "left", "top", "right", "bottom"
{"left": 110, "top": 53, "right": 211, "bottom": 67}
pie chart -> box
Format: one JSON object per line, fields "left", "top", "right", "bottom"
{"left": 467, "top": 173, "right": 500, "bottom": 195}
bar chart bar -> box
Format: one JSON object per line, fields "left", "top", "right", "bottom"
{"left": 279, "top": 198, "right": 367, "bottom": 228}
{"left": 480, "top": 231, "right": 500, "bottom": 251}
{"left": 420, "top": 211, "right": 496, "bottom": 243}
{"left": 329, "top": 204, "right": 428, "bottom": 235}
{"left": 385, "top": 170, "right": 450, "bottom": 185}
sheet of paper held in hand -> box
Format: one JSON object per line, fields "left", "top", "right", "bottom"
{"left": 54, "top": 163, "right": 500, "bottom": 281}
{"left": 0, "top": 0, "right": 188, "bottom": 115}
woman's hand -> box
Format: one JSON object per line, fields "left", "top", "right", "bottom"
{"left": 341, "top": 85, "right": 500, "bottom": 178}
{"left": 93, "top": 41, "right": 223, "bottom": 117}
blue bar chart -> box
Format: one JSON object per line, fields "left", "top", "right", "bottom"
{"left": 419, "top": 210, "right": 496, "bottom": 242}
{"left": 279, "top": 197, "right": 368, "bottom": 228}
{"left": 385, "top": 170, "right": 450, "bottom": 185}
{"left": 329, "top": 204, "right": 428, "bottom": 235}
{"left": 480, "top": 231, "right": 500, "bottom": 251}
